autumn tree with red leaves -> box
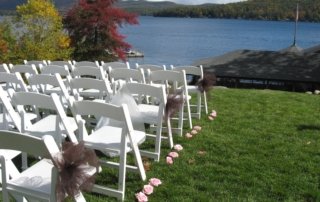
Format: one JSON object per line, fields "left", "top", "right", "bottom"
{"left": 63, "top": 0, "right": 138, "bottom": 61}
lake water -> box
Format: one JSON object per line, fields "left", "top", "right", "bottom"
{"left": 120, "top": 16, "right": 320, "bottom": 66}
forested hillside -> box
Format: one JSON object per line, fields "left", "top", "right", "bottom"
{"left": 1, "top": 0, "right": 320, "bottom": 22}
{"left": 154, "top": 0, "right": 320, "bottom": 22}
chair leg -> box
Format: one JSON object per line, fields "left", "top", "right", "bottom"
{"left": 203, "top": 91, "right": 208, "bottom": 114}
{"left": 197, "top": 92, "right": 202, "bottom": 119}
{"left": 185, "top": 93, "right": 193, "bottom": 129}
{"left": 118, "top": 136, "right": 127, "bottom": 201}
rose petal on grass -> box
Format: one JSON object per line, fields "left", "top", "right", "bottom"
{"left": 173, "top": 144, "right": 183, "bottom": 151}
{"left": 166, "top": 156, "right": 173, "bottom": 165}
{"left": 185, "top": 132, "right": 193, "bottom": 139}
{"left": 135, "top": 192, "right": 148, "bottom": 202}
{"left": 143, "top": 184, "right": 154, "bottom": 195}
{"left": 149, "top": 178, "right": 162, "bottom": 187}
{"left": 168, "top": 151, "right": 179, "bottom": 158}
{"left": 193, "top": 125, "right": 202, "bottom": 131}
{"left": 191, "top": 129, "right": 198, "bottom": 135}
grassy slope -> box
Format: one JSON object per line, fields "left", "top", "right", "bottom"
{"left": 85, "top": 88, "right": 320, "bottom": 201}
{"left": 2, "top": 88, "right": 319, "bottom": 201}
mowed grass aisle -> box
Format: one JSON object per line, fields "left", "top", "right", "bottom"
{"left": 105, "top": 88, "right": 319, "bottom": 202}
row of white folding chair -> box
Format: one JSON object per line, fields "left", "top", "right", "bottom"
{"left": 0, "top": 86, "right": 147, "bottom": 201}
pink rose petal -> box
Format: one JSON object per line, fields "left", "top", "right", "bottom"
{"left": 149, "top": 178, "right": 162, "bottom": 187}
{"left": 135, "top": 192, "right": 148, "bottom": 202}
{"left": 168, "top": 151, "right": 179, "bottom": 158}
{"left": 143, "top": 184, "right": 154, "bottom": 195}
{"left": 185, "top": 132, "right": 193, "bottom": 139}
{"left": 191, "top": 129, "right": 198, "bottom": 135}
{"left": 211, "top": 110, "right": 217, "bottom": 117}
{"left": 193, "top": 125, "right": 202, "bottom": 131}
{"left": 173, "top": 144, "right": 183, "bottom": 151}
{"left": 166, "top": 156, "right": 173, "bottom": 165}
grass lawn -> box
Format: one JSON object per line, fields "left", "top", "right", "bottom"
{"left": 3, "top": 88, "right": 320, "bottom": 201}
{"left": 85, "top": 88, "right": 320, "bottom": 201}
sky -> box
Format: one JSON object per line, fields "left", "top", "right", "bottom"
{"left": 145, "top": 0, "right": 247, "bottom": 5}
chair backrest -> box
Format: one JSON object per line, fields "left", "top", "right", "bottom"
{"left": 171, "top": 65, "right": 203, "bottom": 77}
{"left": 0, "top": 72, "right": 28, "bottom": 92}
{"left": 10, "top": 64, "right": 38, "bottom": 80}
{"left": 148, "top": 69, "right": 187, "bottom": 93}
{"left": 109, "top": 67, "right": 145, "bottom": 84}
{"left": 40, "top": 65, "right": 71, "bottom": 77}
{"left": 48, "top": 61, "right": 74, "bottom": 72}
{"left": 102, "top": 61, "right": 129, "bottom": 71}
{"left": 24, "top": 60, "right": 47, "bottom": 69}
{"left": 11, "top": 91, "right": 78, "bottom": 143}
{"left": 124, "top": 82, "right": 167, "bottom": 105}
{"left": 74, "top": 61, "right": 99, "bottom": 68}
{"left": 68, "top": 77, "right": 112, "bottom": 100}
{"left": 72, "top": 101, "right": 134, "bottom": 140}
{"left": 136, "top": 64, "right": 166, "bottom": 71}
{"left": 28, "top": 73, "right": 69, "bottom": 97}
{"left": 72, "top": 66, "right": 106, "bottom": 79}
{"left": 0, "top": 131, "right": 54, "bottom": 160}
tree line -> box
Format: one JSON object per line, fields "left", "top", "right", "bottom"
{"left": 153, "top": 0, "right": 320, "bottom": 22}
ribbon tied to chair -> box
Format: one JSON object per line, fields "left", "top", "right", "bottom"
{"left": 196, "top": 72, "right": 216, "bottom": 93}
{"left": 53, "top": 141, "right": 99, "bottom": 201}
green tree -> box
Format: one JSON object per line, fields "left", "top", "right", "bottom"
{"left": 11, "top": 0, "right": 72, "bottom": 63}
{"left": 63, "top": 0, "right": 138, "bottom": 61}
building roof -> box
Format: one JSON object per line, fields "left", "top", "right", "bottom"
{"left": 193, "top": 44, "right": 320, "bottom": 83}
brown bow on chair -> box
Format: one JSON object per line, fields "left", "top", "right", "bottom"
{"left": 196, "top": 73, "right": 216, "bottom": 93}
{"left": 53, "top": 141, "right": 99, "bottom": 201}
{"left": 165, "top": 91, "right": 184, "bottom": 121}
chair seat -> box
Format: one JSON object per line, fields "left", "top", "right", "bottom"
{"left": 25, "top": 115, "right": 77, "bottom": 138}
{"left": 137, "top": 104, "right": 160, "bottom": 124}
{"left": 186, "top": 85, "right": 200, "bottom": 93}
{"left": 0, "top": 149, "right": 21, "bottom": 160}
{"left": 84, "top": 125, "right": 146, "bottom": 157}
{"left": 78, "top": 89, "right": 107, "bottom": 99}
{"left": 9, "top": 159, "right": 53, "bottom": 197}
{"left": 0, "top": 112, "right": 37, "bottom": 130}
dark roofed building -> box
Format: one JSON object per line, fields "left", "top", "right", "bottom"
{"left": 193, "top": 44, "right": 320, "bottom": 92}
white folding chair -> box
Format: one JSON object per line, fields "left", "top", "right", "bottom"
{"left": 171, "top": 65, "right": 208, "bottom": 118}
{"left": 0, "top": 131, "right": 96, "bottom": 201}
{"left": 72, "top": 100, "right": 146, "bottom": 201}
{"left": 124, "top": 83, "right": 173, "bottom": 161}
{"left": 11, "top": 92, "right": 78, "bottom": 148}
{"left": 108, "top": 67, "right": 145, "bottom": 94}
{"left": 148, "top": 69, "right": 192, "bottom": 135}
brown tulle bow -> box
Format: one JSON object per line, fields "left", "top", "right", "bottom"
{"left": 165, "top": 91, "right": 184, "bottom": 121}
{"left": 53, "top": 141, "right": 99, "bottom": 201}
{"left": 196, "top": 73, "right": 216, "bottom": 93}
